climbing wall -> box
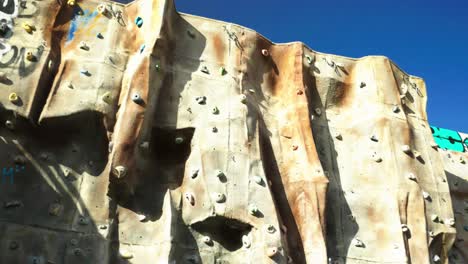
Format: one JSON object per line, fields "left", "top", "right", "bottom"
{"left": 0, "top": 0, "right": 466, "bottom": 263}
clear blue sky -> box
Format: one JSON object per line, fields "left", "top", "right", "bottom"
{"left": 175, "top": 0, "right": 468, "bottom": 132}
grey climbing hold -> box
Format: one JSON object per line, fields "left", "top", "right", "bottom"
{"left": 266, "top": 224, "right": 276, "bottom": 234}
{"left": 212, "top": 192, "right": 226, "bottom": 203}
{"left": 392, "top": 105, "right": 400, "bottom": 113}
{"left": 195, "top": 96, "right": 207, "bottom": 105}
{"left": 191, "top": 169, "right": 199, "bottom": 179}
{"left": 175, "top": 136, "right": 185, "bottom": 144}
{"left": 248, "top": 204, "right": 259, "bottom": 216}
{"left": 5, "top": 120, "right": 14, "bottom": 130}
{"left": 131, "top": 92, "right": 143, "bottom": 104}
{"left": 113, "top": 165, "right": 127, "bottom": 178}
{"left": 431, "top": 214, "right": 439, "bottom": 222}
{"left": 79, "top": 41, "right": 89, "bottom": 50}
{"left": 212, "top": 107, "right": 219, "bottom": 115}
{"left": 360, "top": 82, "right": 366, "bottom": 88}
{"left": 370, "top": 135, "right": 378, "bottom": 142}
{"left": 201, "top": 66, "right": 210, "bottom": 74}
{"left": 252, "top": 175, "right": 263, "bottom": 185}
{"left": 212, "top": 127, "right": 218, "bottom": 133}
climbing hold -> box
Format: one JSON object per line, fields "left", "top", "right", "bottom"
{"left": 266, "top": 247, "right": 278, "bottom": 258}
{"left": 261, "top": 49, "right": 269, "bottom": 57}
{"left": 80, "top": 68, "right": 89, "bottom": 75}
{"left": 48, "top": 203, "right": 62, "bottom": 216}
{"left": 112, "top": 165, "right": 127, "bottom": 178}
{"left": 212, "top": 127, "right": 218, "bottom": 133}
{"left": 187, "top": 30, "right": 196, "bottom": 38}
{"left": 139, "top": 141, "right": 149, "bottom": 150}
{"left": 297, "top": 90, "right": 304, "bottom": 95}
{"left": 175, "top": 136, "right": 185, "bottom": 144}
{"left": 335, "top": 132, "right": 343, "bottom": 140}
{"left": 135, "top": 17, "right": 143, "bottom": 28}
{"left": 248, "top": 204, "right": 259, "bottom": 216}
{"left": 101, "top": 92, "right": 112, "bottom": 104}
{"left": 445, "top": 218, "right": 455, "bottom": 227}
{"left": 201, "top": 66, "right": 210, "bottom": 74}
{"left": 353, "top": 238, "right": 365, "bottom": 248}
{"left": 4, "top": 200, "right": 22, "bottom": 208}
{"left": 392, "top": 105, "right": 400, "bottom": 113}
{"left": 266, "top": 224, "right": 276, "bottom": 234}
{"left": 212, "top": 107, "right": 219, "bottom": 115}
{"left": 131, "top": 92, "right": 143, "bottom": 104}
{"left": 220, "top": 67, "right": 227, "bottom": 75}
{"left": 401, "top": 224, "right": 409, "bottom": 233}
{"left": 67, "top": 82, "right": 74, "bottom": 89}
{"left": 155, "top": 64, "right": 161, "bottom": 71}
{"left": 96, "top": 33, "right": 103, "bottom": 39}
{"left": 370, "top": 135, "right": 378, "bottom": 142}
{"left": 314, "top": 108, "right": 322, "bottom": 116}
{"left": 360, "top": 82, "right": 366, "bottom": 88}
{"left": 185, "top": 192, "right": 195, "bottom": 206}
{"left": 195, "top": 96, "right": 206, "bottom": 105}
{"left": 240, "top": 94, "right": 247, "bottom": 104}
{"left": 26, "top": 52, "right": 35, "bottom": 62}
{"left": 371, "top": 152, "right": 382, "bottom": 163}
{"left": 120, "top": 249, "right": 134, "bottom": 259}
{"left": 292, "top": 145, "right": 299, "bottom": 151}
{"left": 242, "top": 235, "right": 251, "bottom": 248}
{"left": 74, "top": 248, "right": 83, "bottom": 256}
{"left": 412, "top": 150, "right": 421, "bottom": 159}
{"left": 79, "top": 41, "right": 89, "bottom": 51}
{"left": 9, "top": 93, "right": 19, "bottom": 104}
{"left": 97, "top": 4, "right": 108, "bottom": 15}
{"left": 459, "top": 156, "right": 466, "bottom": 164}
{"left": 139, "top": 44, "right": 145, "bottom": 53}
{"left": 407, "top": 173, "right": 417, "bottom": 181}
{"left": 401, "top": 145, "right": 412, "bottom": 154}
{"left": 433, "top": 255, "right": 440, "bottom": 262}
{"left": 67, "top": 0, "right": 75, "bottom": 6}
{"left": 305, "top": 55, "right": 314, "bottom": 64}
{"left": 252, "top": 175, "right": 263, "bottom": 185}
{"left": 78, "top": 216, "right": 89, "bottom": 225}
{"left": 202, "top": 236, "right": 213, "bottom": 245}
{"left": 0, "top": 72, "right": 7, "bottom": 81}
{"left": 191, "top": 169, "right": 199, "bottom": 179}
{"left": 5, "top": 120, "right": 15, "bottom": 130}
{"left": 22, "top": 23, "right": 35, "bottom": 34}
{"left": 422, "top": 191, "right": 431, "bottom": 200}
{"left": 9, "top": 241, "right": 18, "bottom": 250}
{"left": 430, "top": 142, "right": 438, "bottom": 149}
{"left": 212, "top": 193, "right": 225, "bottom": 203}
{"left": 429, "top": 231, "right": 436, "bottom": 237}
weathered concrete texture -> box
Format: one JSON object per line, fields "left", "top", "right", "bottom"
{"left": 0, "top": 0, "right": 466, "bottom": 263}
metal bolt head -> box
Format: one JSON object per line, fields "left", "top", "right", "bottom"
{"left": 305, "top": 55, "right": 314, "bottom": 64}
{"left": 78, "top": 216, "right": 88, "bottom": 225}
{"left": 429, "top": 231, "right": 436, "bottom": 237}
{"left": 26, "top": 51, "right": 35, "bottom": 61}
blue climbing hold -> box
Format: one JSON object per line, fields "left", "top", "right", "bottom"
{"left": 135, "top": 17, "right": 143, "bottom": 28}
{"left": 140, "top": 44, "right": 146, "bottom": 53}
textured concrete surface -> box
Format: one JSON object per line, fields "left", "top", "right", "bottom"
{"left": 0, "top": 0, "right": 466, "bottom": 263}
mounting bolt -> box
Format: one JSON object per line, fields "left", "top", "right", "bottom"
{"left": 314, "top": 108, "right": 322, "bottom": 116}
{"left": 370, "top": 135, "right": 378, "bottom": 142}
{"left": 429, "top": 231, "right": 436, "bottom": 237}
{"left": 305, "top": 55, "right": 314, "bottom": 64}
{"left": 412, "top": 150, "right": 421, "bottom": 159}
{"left": 392, "top": 105, "right": 400, "bottom": 113}
{"left": 67, "top": 0, "right": 75, "bottom": 6}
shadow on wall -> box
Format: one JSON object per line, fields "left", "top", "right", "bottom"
{"left": 304, "top": 63, "right": 358, "bottom": 263}
{"left": 444, "top": 170, "right": 467, "bottom": 263}
{"left": 0, "top": 110, "right": 131, "bottom": 263}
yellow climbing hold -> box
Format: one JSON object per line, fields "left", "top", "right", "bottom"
{"left": 67, "top": 0, "right": 75, "bottom": 6}
{"left": 26, "top": 52, "right": 35, "bottom": 62}
{"left": 22, "top": 23, "right": 35, "bottom": 34}
{"left": 9, "top": 93, "right": 19, "bottom": 104}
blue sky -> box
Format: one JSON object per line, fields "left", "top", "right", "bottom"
{"left": 175, "top": 0, "right": 468, "bottom": 132}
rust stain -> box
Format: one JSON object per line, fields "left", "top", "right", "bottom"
{"left": 212, "top": 34, "right": 225, "bottom": 63}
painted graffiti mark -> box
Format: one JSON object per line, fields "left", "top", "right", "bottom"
{"left": 431, "top": 126, "right": 468, "bottom": 153}
{"left": 0, "top": 44, "right": 44, "bottom": 77}
{"left": 2, "top": 165, "right": 24, "bottom": 184}
{"left": 67, "top": 9, "right": 99, "bottom": 43}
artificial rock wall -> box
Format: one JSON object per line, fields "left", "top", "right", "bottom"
{"left": 0, "top": 0, "right": 466, "bottom": 263}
